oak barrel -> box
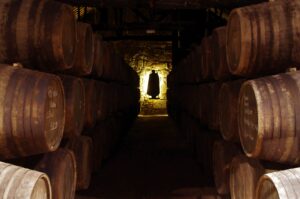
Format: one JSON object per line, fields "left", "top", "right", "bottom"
{"left": 101, "top": 42, "right": 112, "bottom": 80}
{"left": 0, "top": 161, "right": 51, "bottom": 199}
{"left": 219, "top": 80, "right": 244, "bottom": 142}
{"left": 90, "top": 127, "right": 105, "bottom": 172}
{"left": 0, "top": 0, "right": 76, "bottom": 71}
{"left": 213, "top": 141, "right": 240, "bottom": 195}
{"left": 83, "top": 79, "right": 97, "bottom": 129}
{"left": 200, "top": 37, "right": 213, "bottom": 80}
{"left": 69, "top": 22, "right": 94, "bottom": 76}
{"left": 92, "top": 34, "right": 104, "bottom": 78}
{"left": 208, "top": 83, "right": 222, "bottom": 130}
{"left": 230, "top": 155, "right": 265, "bottom": 199}
{"left": 76, "top": 196, "right": 100, "bottom": 199}
{"left": 199, "top": 84, "right": 210, "bottom": 125}
{"left": 195, "top": 130, "right": 221, "bottom": 182}
{"left": 0, "top": 64, "right": 65, "bottom": 159}
{"left": 212, "top": 26, "right": 231, "bottom": 80}
{"left": 238, "top": 71, "right": 300, "bottom": 164}
{"left": 226, "top": 0, "right": 300, "bottom": 76}
{"left": 256, "top": 168, "right": 300, "bottom": 199}
{"left": 35, "top": 148, "right": 77, "bottom": 199}
{"left": 60, "top": 75, "right": 85, "bottom": 138}
{"left": 172, "top": 187, "right": 229, "bottom": 199}
{"left": 194, "top": 46, "right": 203, "bottom": 83}
{"left": 66, "top": 136, "right": 93, "bottom": 190}
{"left": 95, "top": 82, "right": 108, "bottom": 121}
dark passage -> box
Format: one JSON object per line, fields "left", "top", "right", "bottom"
{"left": 79, "top": 116, "right": 206, "bottom": 199}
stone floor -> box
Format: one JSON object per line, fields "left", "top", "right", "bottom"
{"left": 78, "top": 115, "right": 207, "bottom": 199}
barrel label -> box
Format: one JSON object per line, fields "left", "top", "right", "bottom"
{"left": 243, "top": 93, "right": 258, "bottom": 132}
{"left": 46, "top": 87, "right": 58, "bottom": 131}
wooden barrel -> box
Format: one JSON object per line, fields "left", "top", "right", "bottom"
{"left": 212, "top": 26, "right": 231, "bottom": 80}
{"left": 199, "top": 84, "right": 210, "bottom": 125}
{"left": 0, "top": 64, "right": 64, "bottom": 159}
{"left": 112, "top": 54, "right": 122, "bottom": 82}
{"left": 238, "top": 71, "right": 300, "bottom": 164}
{"left": 76, "top": 196, "right": 100, "bottom": 199}
{"left": 208, "top": 83, "right": 222, "bottom": 130}
{"left": 200, "top": 36, "right": 213, "bottom": 80}
{"left": 186, "top": 51, "right": 198, "bottom": 83}
{"left": 60, "top": 75, "right": 85, "bottom": 138}
{"left": 195, "top": 130, "right": 221, "bottom": 183}
{"left": 219, "top": 80, "right": 244, "bottom": 142}
{"left": 172, "top": 187, "right": 229, "bottom": 199}
{"left": 96, "top": 82, "right": 109, "bottom": 121}
{"left": 102, "top": 42, "right": 112, "bottom": 80}
{"left": 0, "top": 0, "right": 76, "bottom": 71}
{"left": 99, "top": 119, "right": 116, "bottom": 160}
{"left": 226, "top": 0, "right": 300, "bottom": 77}
{"left": 69, "top": 22, "right": 94, "bottom": 76}
{"left": 35, "top": 148, "right": 77, "bottom": 199}
{"left": 230, "top": 155, "right": 265, "bottom": 199}
{"left": 90, "top": 127, "right": 105, "bottom": 172}
{"left": 0, "top": 161, "right": 51, "bottom": 199}
{"left": 256, "top": 168, "right": 300, "bottom": 199}
{"left": 194, "top": 46, "right": 203, "bottom": 83}
{"left": 66, "top": 136, "right": 93, "bottom": 190}
{"left": 83, "top": 79, "right": 97, "bottom": 129}
{"left": 213, "top": 141, "right": 240, "bottom": 195}
{"left": 92, "top": 34, "right": 104, "bottom": 78}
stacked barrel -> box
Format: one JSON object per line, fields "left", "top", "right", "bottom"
{"left": 168, "top": 0, "right": 300, "bottom": 198}
{"left": 0, "top": 0, "right": 139, "bottom": 198}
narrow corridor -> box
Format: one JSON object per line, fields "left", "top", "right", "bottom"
{"left": 79, "top": 116, "right": 206, "bottom": 199}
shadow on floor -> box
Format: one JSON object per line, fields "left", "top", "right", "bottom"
{"left": 78, "top": 116, "right": 207, "bottom": 199}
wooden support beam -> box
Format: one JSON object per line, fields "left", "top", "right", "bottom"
{"left": 103, "top": 35, "right": 173, "bottom": 41}
{"left": 56, "top": 0, "right": 266, "bottom": 9}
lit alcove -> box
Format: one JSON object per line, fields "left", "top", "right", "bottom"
{"left": 139, "top": 62, "right": 171, "bottom": 115}
{"left": 116, "top": 41, "right": 172, "bottom": 115}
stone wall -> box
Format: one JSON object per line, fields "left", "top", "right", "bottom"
{"left": 112, "top": 41, "right": 172, "bottom": 115}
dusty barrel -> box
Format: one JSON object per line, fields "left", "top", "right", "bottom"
{"left": 226, "top": 0, "right": 300, "bottom": 76}
{"left": 35, "top": 148, "right": 77, "bottom": 199}
{"left": 92, "top": 34, "right": 104, "bottom": 78}
{"left": 0, "top": 161, "right": 51, "bottom": 199}
{"left": 213, "top": 141, "right": 240, "bottom": 195}
{"left": 0, "top": 64, "right": 64, "bottom": 159}
{"left": 101, "top": 42, "right": 112, "bottom": 80}
{"left": 208, "top": 83, "right": 222, "bottom": 130}
{"left": 60, "top": 75, "right": 85, "bottom": 138}
{"left": 230, "top": 155, "right": 265, "bottom": 199}
{"left": 83, "top": 79, "right": 97, "bottom": 129}
{"left": 96, "top": 120, "right": 115, "bottom": 160}
{"left": 194, "top": 46, "right": 202, "bottom": 83}
{"left": 200, "top": 36, "right": 213, "bottom": 80}
{"left": 112, "top": 55, "right": 122, "bottom": 82}
{"left": 69, "top": 22, "right": 94, "bottom": 76}
{"left": 219, "top": 80, "right": 244, "bottom": 142}
{"left": 238, "top": 71, "right": 300, "bottom": 164}
{"left": 195, "top": 130, "right": 221, "bottom": 181}
{"left": 188, "top": 49, "right": 199, "bottom": 83}
{"left": 212, "top": 26, "right": 231, "bottom": 80}
{"left": 0, "top": 0, "right": 76, "bottom": 71}
{"left": 172, "top": 187, "right": 229, "bottom": 199}
{"left": 90, "top": 127, "right": 105, "bottom": 172}
{"left": 66, "top": 136, "right": 93, "bottom": 190}
{"left": 256, "top": 168, "right": 300, "bottom": 199}
{"left": 95, "top": 82, "right": 109, "bottom": 121}
{"left": 199, "top": 84, "right": 210, "bottom": 125}
{"left": 76, "top": 196, "right": 100, "bottom": 199}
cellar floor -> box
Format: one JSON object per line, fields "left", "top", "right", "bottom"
{"left": 78, "top": 115, "right": 206, "bottom": 199}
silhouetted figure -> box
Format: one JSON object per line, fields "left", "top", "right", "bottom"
{"left": 147, "top": 70, "right": 160, "bottom": 99}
